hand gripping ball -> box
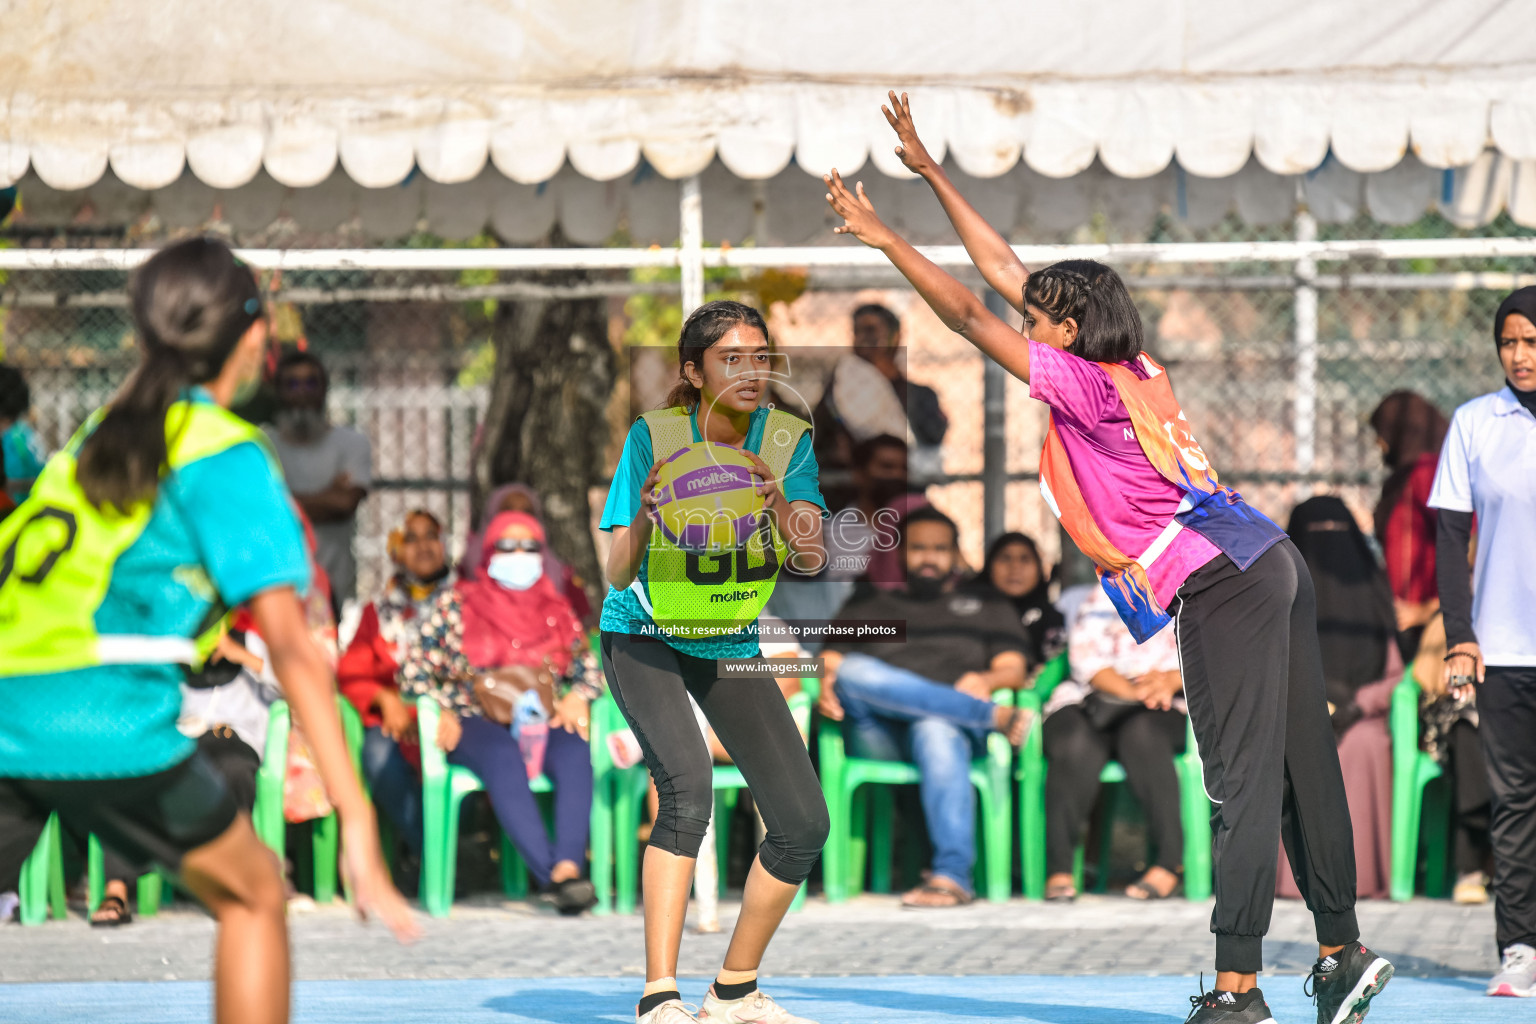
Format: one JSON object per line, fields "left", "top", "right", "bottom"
{"left": 650, "top": 442, "right": 765, "bottom": 556}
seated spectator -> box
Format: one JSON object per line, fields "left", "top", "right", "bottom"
{"left": 860, "top": 491, "right": 931, "bottom": 592}
{"left": 766, "top": 433, "right": 909, "bottom": 642}
{"left": 460, "top": 483, "right": 592, "bottom": 623}
{"left": 0, "top": 364, "right": 47, "bottom": 501}
{"left": 1278, "top": 496, "right": 1399, "bottom": 901}
{"left": 812, "top": 304, "right": 948, "bottom": 508}
{"left": 399, "top": 511, "right": 603, "bottom": 914}
{"left": 1043, "top": 586, "right": 1186, "bottom": 901}
{"left": 976, "top": 532, "right": 1067, "bottom": 673}
{"left": 74, "top": 630, "right": 279, "bottom": 928}
{"left": 338, "top": 510, "right": 455, "bottom": 856}
{"left": 1412, "top": 611, "right": 1492, "bottom": 903}
{"left": 180, "top": 630, "right": 279, "bottom": 815}
{"left": 815, "top": 505, "right": 1030, "bottom": 908}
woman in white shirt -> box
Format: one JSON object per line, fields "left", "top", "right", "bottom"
{"left": 1430, "top": 286, "right": 1536, "bottom": 997}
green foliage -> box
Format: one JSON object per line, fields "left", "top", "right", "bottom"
{"left": 623, "top": 264, "right": 754, "bottom": 348}
{"left": 456, "top": 338, "right": 497, "bottom": 388}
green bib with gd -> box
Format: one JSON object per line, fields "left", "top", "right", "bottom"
{"left": 632, "top": 407, "right": 809, "bottom": 641}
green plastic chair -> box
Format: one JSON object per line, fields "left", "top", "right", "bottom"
{"left": 19, "top": 814, "right": 168, "bottom": 925}
{"left": 611, "top": 687, "right": 816, "bottom": 914}
{"left": 818, "top": 683, "right": 1015, "bottom": 905}
{"left": 86, "top": 834, "right": 168, "bottom": 918}
{"left": 1389, "top": 663, "right": 1453, "bottom": 900}
{"left": 416, "top": 694, "right": 611, "bottom": 918}
{"left": 252, "top": 695, "right": 365, "bottom": 905}
{"left": 17, "top": 812, "right": 66, "bottom": 925}
{"left": 1016, "top": 668, "right": 1213, "bottom": 901}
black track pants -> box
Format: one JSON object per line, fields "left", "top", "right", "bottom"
{"left": 600, "top": 631, "right": 829, "bottom": 885}
{"left": 1480, "top": 666, "right": 1536, "bottom": 952}
{"left": 1172, "top": 540, "right": 1359, "bottom": 973}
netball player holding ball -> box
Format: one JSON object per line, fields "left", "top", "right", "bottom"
{"left": 0, "top": 237, "right": 415, "bottom": 1024}
{"left": 824, "top": 94, "right": 1394, "bottom": 1024}
{"left": 601, "top": 300, "right": 829, "bottom": 1024}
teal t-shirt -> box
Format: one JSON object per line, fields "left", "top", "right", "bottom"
{"left": 0, "top": 405, "right": 310, "bottom": 780}
{"left": 599, "top": 406, "right": 825, "bottom": 657}
{"left": 2, "top": 420, "right": 48, "bottom": 501}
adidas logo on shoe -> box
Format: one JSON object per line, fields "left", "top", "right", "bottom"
{"left": 1318, "top": 956, "right": 1339, "bottom": 972}
{"left": 1218, "top": 992, "right": 1237, "bottom": 1005}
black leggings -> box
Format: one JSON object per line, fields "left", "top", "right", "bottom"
{"left": 600, "top": 631, "right": 829, "bottom": 885}
{"left": 1043, "top": 704, "right": 1187, "bottom": 878}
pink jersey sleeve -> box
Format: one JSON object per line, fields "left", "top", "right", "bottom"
{"left": 1025, "top": 340, "right": 1119, "bottom": 430}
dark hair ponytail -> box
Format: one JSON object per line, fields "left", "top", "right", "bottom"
{"left": 76, "top": 236, "right": 261, "bottom": 512}
{"left": 663, "top": 299, "right": 770, "bottom": 409}
{"left": 1025, "top": 259, "right": 1144, "bottom": 364}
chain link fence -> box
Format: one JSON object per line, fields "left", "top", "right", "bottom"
{"left": 2, "top": 220, "right": 1531, "bottom": 607}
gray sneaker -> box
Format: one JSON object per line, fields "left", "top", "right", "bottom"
{"left": 698, "top": 987, "right": 818, "bottom": 1024}
{"left": 1488, "top": 943, "right": 1536, "bottom": 997}
{"left": 637, "top": 999, "right": 699, "bottom": 1024}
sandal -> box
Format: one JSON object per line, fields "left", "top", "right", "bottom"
{"left": 90, "top": 894, "right": 133, "bottom": 928}
{"left": 900, "top": 877, "right": 974, "bottom": 908}
{"left": 1045, "top": 879, "right": 1078, "bottom": 902}
{"left": 1125, "top": 868, "right": 1180, "bottom": 901}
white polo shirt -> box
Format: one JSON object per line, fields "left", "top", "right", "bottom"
{"left": 1428, "top": 386, "right": 1536, "bottom": 666}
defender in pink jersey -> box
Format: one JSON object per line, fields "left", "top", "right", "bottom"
{"left": 816, "top": 91, "right": 1395, "bottom": 1024}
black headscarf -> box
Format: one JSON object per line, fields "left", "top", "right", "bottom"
{"left": 975, "top": 532, "right": 1066, "bottom": 666}
{"left": 1369, "top": 391, "right": 1448, "bottom": 542}
{"left": 1287, "top": 497, "right": 1397, "bottom": 715}
{"left": 1494, "top": 286, "right": 1536, "bottom": 416}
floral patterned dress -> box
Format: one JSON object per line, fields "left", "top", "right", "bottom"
{"left": 397, "top": 588, "right": 602, "bottom": 719}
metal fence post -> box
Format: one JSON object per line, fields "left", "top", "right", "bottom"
{"left": 680, "top": 174, "right": 704, "bottom": 315}
{"left": 1293, "top": 208, "right": 1318, "bottom": 503}
{"left": 982, "top": 289, "right": 1010, "bottom": 547}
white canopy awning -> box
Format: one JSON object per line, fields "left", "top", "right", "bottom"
{"left": 4, "top": 0, "right": 1534, "bottom": 193}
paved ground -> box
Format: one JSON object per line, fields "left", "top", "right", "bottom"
{"left": 0, "top": 894, "right": 1500, "bottom": 984}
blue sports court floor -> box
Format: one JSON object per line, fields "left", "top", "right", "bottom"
{"left": 0, "top": 974, "right": 1507, "bottom": 1023}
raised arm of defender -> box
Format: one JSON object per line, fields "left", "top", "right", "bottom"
{"left": 824, "top": 169, "right": 1032, "bottom": 385}
{"left": 883, "top": 91, "right": 1031, "bottom": 316}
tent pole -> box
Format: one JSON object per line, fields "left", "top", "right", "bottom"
{"left": 680, "top": 174, "right": 704, "bottom": 315}
{"left": 1292, "top": 208, "right": 1319, "bottom": 503}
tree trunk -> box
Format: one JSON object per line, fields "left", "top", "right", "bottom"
{"left": 472, "top": 262, "right": 614, "bottom": 611}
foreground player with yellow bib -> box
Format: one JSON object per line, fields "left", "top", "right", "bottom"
{"left": 599, "top": 300, "right": 829, "bottom": 1024}
{"left": 0, "top": 238, "right": 416, "bottom": 1024}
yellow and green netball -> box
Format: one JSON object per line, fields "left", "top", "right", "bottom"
{"left": 650, "top": 442, "right": 764, "bottom": 555}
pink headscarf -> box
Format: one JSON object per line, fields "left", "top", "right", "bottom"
{"left": 457, "top": 511, "right": 583, "bottom": 673}
{"left": 460, "top": 483, "right": 569, "bottom": 586}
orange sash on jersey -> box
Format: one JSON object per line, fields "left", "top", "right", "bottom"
{"left": 1039, "top": 353, "right": 1247, "bottom": 641}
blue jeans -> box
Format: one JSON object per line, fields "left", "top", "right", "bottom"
{"left": 362, "top": 727, "right": 424, "bottom": 854}
{"left": 833, "top": 652, "right": 991, "bottom": 894}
